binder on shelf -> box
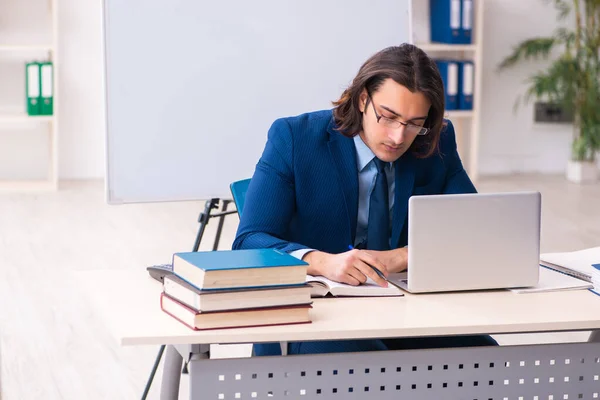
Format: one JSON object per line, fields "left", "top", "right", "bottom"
{"left": 430, "top": 0, "right": 462, "bottom": 44}
{"left": 435, "top": 60, "right": 459, "bottom": 110}
{"left": 460, "top": 0, "right": 473, "bottom": 44}
{"left": 40, "top": 62, "right": 53, "bottom": 116}
{"left": 25, "top": 61, "right": 41, "bottom": 116}
{"left": 459, "top": 61, "right": 474, "bottom": 110}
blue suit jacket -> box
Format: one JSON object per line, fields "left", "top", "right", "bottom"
{"left": 233, "top": 109, "right": 475, "bottom": 253}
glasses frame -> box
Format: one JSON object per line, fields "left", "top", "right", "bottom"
{"left": 367, "top": 93, "right": 430, "bottom": 136}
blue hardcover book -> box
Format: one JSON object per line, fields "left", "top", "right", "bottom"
{"left": 435, "top": 60, "right": 459, "bottom": 110}
{"left": 592, "top": 263, "right": 600, "bottom": 284}
{"left": 430, "top": 0, "right": 462, "bottom": 44}
{"left": 459, "top": 61, "right": 474, "bottom": 110}
{"left": 459, "top": 0, "right": 473, "bottom": 44}
{"left": 172, "top": 248, "right": 308, "bottom": 290}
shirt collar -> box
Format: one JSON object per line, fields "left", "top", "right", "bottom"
{"left": 353, "top": 134, "right": 392, "bottom": 172}
{"left": 353, "top": 134, "right": 375, "bottom": 172}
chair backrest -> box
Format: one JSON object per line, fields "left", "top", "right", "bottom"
{"left": 229, "top": 178, "right": 251, "bottom": 217}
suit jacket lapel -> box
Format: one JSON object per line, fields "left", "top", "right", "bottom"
{"left": 327, "top": 119, "right": 358, "bottom": 244}
{"left": 391, "top": 153, "right": 416, "bottom": 248}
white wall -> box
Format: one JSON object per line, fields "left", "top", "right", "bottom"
{"left": 478, "top": 0, "right": 574, "bottom": 175}
{"left": 57, "top": 0, "right": 105, "bottom": 179}
{"left": 0, "top": 0, "right": 582, "bottom": 180}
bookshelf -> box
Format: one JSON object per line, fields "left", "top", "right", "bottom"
{"left": 0, "top": 45, "right": 54, "bottom": 52}
{"left": 0, "top": 0, "right": 58, "bottom": 191}
{"left": 0, "top": 114, "right": 54, "bottom": 123}
{"left": 408, "top": 0, "right": 484, "bottom": 182}
{"left": 447, "top": 110, "right": 475, "bottom": 119}
{"left": 418, "top": 43, "right": 477, "bottom": 52}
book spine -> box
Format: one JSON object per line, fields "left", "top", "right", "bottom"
{"left": 160, "top": 293, "right": 199, "bottom": 331}
{"left": 164, "top": 277, "right": 200, "bottom": 310}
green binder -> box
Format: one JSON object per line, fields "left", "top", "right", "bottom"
{"left": 39, "top": 62, "right": 53, "bottom": 116}
{"left": 25, "top": 61, "right": 41, "bottom": 116}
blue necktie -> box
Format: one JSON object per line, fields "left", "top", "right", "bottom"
{"left": 367, "top": 158, "right": 390, "bottom": 250}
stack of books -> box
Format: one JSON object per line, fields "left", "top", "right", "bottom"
{"left": 160, "top": 248, "right": 312, "bottom": 330}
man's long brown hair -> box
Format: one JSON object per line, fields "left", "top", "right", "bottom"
{"left": 332, "top": 44, "right": 446, "bottom": 158}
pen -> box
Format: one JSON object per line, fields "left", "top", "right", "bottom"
{"left": 348, "top": 245, "right": 403, "bottom": 290}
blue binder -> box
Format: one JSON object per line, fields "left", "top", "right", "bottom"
{"left": 459, "top": 61, "right": 474, "bottom": 110}
{"left": 435, "top": 60, "right": 459, "bottom": 110}
{"left": 459, "top": 0, "right": 473, "bottom": 44}
{"left": 430, "top": 0, "right": 462, "bottom": 44}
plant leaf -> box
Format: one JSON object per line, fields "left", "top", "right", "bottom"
{"left": 497, "top": 38, "right": 556, "bottom": 70}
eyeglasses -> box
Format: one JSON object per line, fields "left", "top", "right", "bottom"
{"left": 367, "top": 94, "right": 430, "bottom": 136}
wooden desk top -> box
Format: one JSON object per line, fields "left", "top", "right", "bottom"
{"left": 77, "top": 270, "right": 600, "bottom": 346}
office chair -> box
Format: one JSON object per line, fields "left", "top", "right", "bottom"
{"left": 229, "top": 178, "right": 251, "bottom": 217}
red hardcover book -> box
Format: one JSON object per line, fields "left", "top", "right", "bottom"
{"left": 160, "top": 293, "right": 312, "bottom": 331}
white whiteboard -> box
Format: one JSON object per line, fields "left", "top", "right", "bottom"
{"left": 103, "top": 0, "right": 410, "bottom": 204}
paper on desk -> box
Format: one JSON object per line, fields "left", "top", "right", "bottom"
{"left": 540, "top": 246, "right": 600, "bottom": 281}
{"left": 509, "top": 266, "right": 593, "bottom": 294}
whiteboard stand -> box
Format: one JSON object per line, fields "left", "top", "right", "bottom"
{"left": 142, "top": 198, "right": 238, "bottom": 399}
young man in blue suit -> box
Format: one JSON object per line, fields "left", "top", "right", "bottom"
{"left": 233, "top": 44, "right": 496, "bottom": 355}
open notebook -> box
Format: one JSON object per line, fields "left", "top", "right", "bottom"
{"left": 540, "top": 246, "right": 600, "bottom": 282}
{"left": 306, "top": 273, "right": 406, "bottom": 297}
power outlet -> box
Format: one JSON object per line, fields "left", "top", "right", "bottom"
{"left": 534, "top": 102, "right": 573, "bottom": 123}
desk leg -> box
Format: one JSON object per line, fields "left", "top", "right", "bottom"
{"left": 589, "top": 330, "right": 600, "bottom": 343}
{"left": 160, "top": 345, "right": 183, "bottom": 400}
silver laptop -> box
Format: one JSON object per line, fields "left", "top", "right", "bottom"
{"left": 397, "top": 191, "right": 541, "bottom": 293}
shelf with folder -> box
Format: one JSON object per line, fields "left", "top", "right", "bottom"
{"left": 409, "top": 0, "right": 483, "bottom": 181}
{"left": 446, "top": 110, "right": 474, "bottom": 119}
{"left": 0, "top": 45, "right": 54, "bottom": 53}
{"left": 0, "top": 113, "right": 54, "bottom": 123}
{"left": 0, "top": 0, "right": 58, "bottom": 191}
{"left": 416, "top": 43, "right": 477, "bottom": 52}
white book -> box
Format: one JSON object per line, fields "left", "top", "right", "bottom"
{"left": 509, "top": 266, "right": 593, "bottom": 294}
{"left": 539, "top": 246, "right": 600, "bottom": 282}
{"left": 163, "top": 274, "right": 312, "bottom": 312}
{"left": 306, "top": 273, "right": 406, "bottom": 297}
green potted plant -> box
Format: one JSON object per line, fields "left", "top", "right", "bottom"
{"left": 498, "top": 0, "right": 600, "bottom": 183}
